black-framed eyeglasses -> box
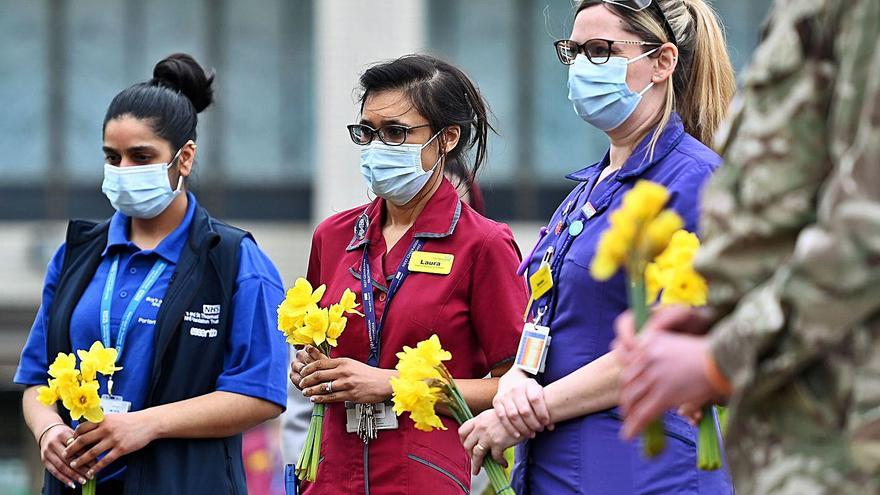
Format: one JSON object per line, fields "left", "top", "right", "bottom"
{"left": 346, "top": 123, "right": 432, "bottom": 146}
{"left": 602, "top": 0, "right": 678, "bottom": 46}
{"left": 554, "top": 38, "right": 661, "bottom": 65}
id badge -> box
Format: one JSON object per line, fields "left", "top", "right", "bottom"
{"left": 100, "top": 394, "right": 132, "bottom": 414}
{"left": 514, "top": 323, "right": 551, "bottom": 375}
{"left": 345, "top": 401, "right": 399, "bottom": 433}
{"left": 373, "top": 400, "right": 399, "bottom": 430}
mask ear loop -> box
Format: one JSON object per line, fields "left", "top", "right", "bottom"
{"left": 165, "top": 147, "right": 186, "bottom": 193}
{"left": 626, "top": 47, "right": 661, "bottom": 96}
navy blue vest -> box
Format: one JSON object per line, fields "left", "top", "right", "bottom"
{"left": 44, "top": 206, "right": 250, "bottom": 495}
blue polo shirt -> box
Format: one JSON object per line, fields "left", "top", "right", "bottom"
{"left": 15, "top": 193, "right": 288, "bottom": 481}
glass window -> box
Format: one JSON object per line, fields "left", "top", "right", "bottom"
{"left": 0, "top": 2, "right": 49, "bottom": 183}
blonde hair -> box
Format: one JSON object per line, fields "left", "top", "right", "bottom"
{"left": 577, "top": 0, "right": 736, "bottom": 151}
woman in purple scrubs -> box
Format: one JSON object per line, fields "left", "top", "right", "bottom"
{"left": 460, "top": 1, "right": 736, "bottom": 493}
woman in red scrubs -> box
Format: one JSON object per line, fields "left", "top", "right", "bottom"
{"left": 289, "top": 54, "right": 528, "bottom": 494}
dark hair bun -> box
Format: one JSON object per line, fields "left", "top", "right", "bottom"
{"left": 152, "top": 53, "right": 215, "bottom": 113}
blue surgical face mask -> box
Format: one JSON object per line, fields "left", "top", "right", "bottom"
{"left": 359, "top": 130, "right": 443, "bottom": 206}
{"left": 568, "top": 49, "right": 658, "bottom": 131}
{"left": 101, "top": 148, "right": 184, "bottom": 219}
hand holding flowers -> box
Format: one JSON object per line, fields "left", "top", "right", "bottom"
{"left": 278, "top": 278, "right": 361, "bottom": 483}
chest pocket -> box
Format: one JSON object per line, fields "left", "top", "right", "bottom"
{"left": 405, "top": 268, "right": 468, "bottom": 333}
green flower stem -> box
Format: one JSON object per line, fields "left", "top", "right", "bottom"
{"left": 628, "top": 275, "right": 666, "bottom": 458}
{"left": 295, "top": 342, "right": 331, "bottom": 482}
{"left": 296, "top": 403, "right": 324, "bottom": 482}
{"left": 82, "top": 479, "right": 96, "bottom": 495}
{"left": 309, "top": 404, "right": 324, "bottom": 481}
{"left": 440, "top": 369, "right": 516, "bottom": 495}
{"left": 697, "top": 406, "right": 722, "bottom": 471}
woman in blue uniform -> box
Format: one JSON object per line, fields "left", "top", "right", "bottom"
{"left": 15, "top": 53, "right": 288, "bottom": 495}
{"left": 461, "top": 1, "right": 736, "bottom": 493}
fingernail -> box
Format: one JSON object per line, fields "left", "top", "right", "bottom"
{"left": 514, "top": 432, "right": 520, "bottom": 438}
{"left": 70, "top": 461, "right": 77, "bottom": 468}
{"left": 79, "top": 478, "right": 86, "bottom": 484}
{"left": 69, "top": 482, "right": 76, "bottom": 489}
{"left": 310, "top": 397, "right": 316, "bottom": 403}
{"left": 88, "top": 471, "right": 94, "bottom": 478}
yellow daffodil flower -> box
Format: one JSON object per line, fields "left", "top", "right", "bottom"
{"left": 622, "top": 180, "right": 670, "bottom": 224}
{"left": 642, "top": 210, "right": 684, "bottom": 258}
{"left": 661, "top": 267, "right": 708, "bottom": 306}
{"left": 77, "top": 341, "right": 122, "bottom": 382}
{"left": 36, "top": 379, "right": 60, "bottom": 406}
{"left": 48, "top": 353, "right": 77, "bottom": 380}
{"left": 300, "top": 307, "right": 329, "bottom": 346}
{"left": 390, "top": 376, "right": 445, "bottom": 432}
{"left": 412, "top": 335, "right": 452, "bottom": 370}
{"left": 277, "top": 278, "right": 326, "bottom": 333}
{"left": 61, "top": 380, "right": 104, "bottom": 423}
{"left": 326, "top": 304, "right": 347, "bottom": 347}
{"left": 338, "top": 288, "right": 364, "bottom": 316}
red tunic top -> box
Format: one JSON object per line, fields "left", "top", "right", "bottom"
{"left": 301, "top": 179, "right": 527, "bottom": 494}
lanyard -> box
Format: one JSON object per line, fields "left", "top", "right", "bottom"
{"left": 360, "top": 239, "right": 424, "bottom": 367}
{"left": 532, "top": 178, "right": 600, "bottom": 324}
{"left": 100, "top": 254, "right": 168, "bottom": 362}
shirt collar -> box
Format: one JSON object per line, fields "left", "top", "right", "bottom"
{"left": 102, "top": 192, "right": 198, "bottom": 264}
{"left": 565, "top": 112, "right": 686, "bottom": 183}
{"left": 346, "top": 178, "right": 463, "bottom": 251}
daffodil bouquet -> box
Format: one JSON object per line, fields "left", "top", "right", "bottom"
{"left": 590, "top": 180, "right": 684, "bottom": 458}
{"left": 37, "top": 342, "right": 122, "bottom": 495}
{"left": 390, "top": 335, "right": 514, "bottom": 495}
{"left": 277, "top": 278, "right": 361, "bottom": 482}
{"left": 646, "top": 231, "right": 723, "bottom": 471}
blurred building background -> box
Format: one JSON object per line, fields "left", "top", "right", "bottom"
{"left": 0, "top": 0, "right": 771, "bottom": 493}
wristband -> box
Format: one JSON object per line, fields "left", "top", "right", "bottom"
{"left": 37, "top": 422, "right": 65, "bottom": 448}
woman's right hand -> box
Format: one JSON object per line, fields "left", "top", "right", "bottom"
{"left": 38, "top": 423, "right": 91, "bottom": 489}
{"left": 289, "top": 345, "right": 327, "bottom": 390}
{"left": 492, "top": 367, "right": 554, "bottom": 440}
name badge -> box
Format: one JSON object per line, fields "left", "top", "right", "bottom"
{"left": 100, "top": 394, "right": 132, "bottom": 414}
{"left": 529, "top": 261, "right": 554, "bottom": 300}
{"left": 345, "top": 400, "right": 399, "bottom": 434}
{"left": 408, "top": 251, "right": 454, "bottom": 275}
{"left": 514, "top": 323, "right": 551, "bottom": 375}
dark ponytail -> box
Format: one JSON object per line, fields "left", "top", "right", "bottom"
{"left": 103, "top": 53, "right": 215, "bottom": 151}
{"left": 357, "top": 54, "right": 494, "bottom": 184}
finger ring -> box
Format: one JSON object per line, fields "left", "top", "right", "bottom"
{"left": 475, "top": 444, "right": 486, "bottom": 452}
{"left": 65, "top": 437, "right": 75, "bottom": 446}
{"left": 325, "top": 381, "right": 333, "bottom": 393}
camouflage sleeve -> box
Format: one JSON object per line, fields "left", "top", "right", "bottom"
{"left": 698, "top": 0, "right": 880, "bottom": 391}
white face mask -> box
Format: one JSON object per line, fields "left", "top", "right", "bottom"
{"left": 359, "top": 131, "right": 443, "bottom": 206}
{"left": 101, "top": 148, "right": 184, "bottom": 219}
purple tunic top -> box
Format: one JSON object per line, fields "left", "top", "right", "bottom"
{"left": 513, "top": 114, "right": 733, "bottom": 494}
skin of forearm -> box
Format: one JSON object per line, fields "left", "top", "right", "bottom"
{"left": 543, "top": 352, "right": 621, "bottom": 424}
{"left": 23, "top": 386, "right": 64, "bottom": 441}
{"left": 139, "top": 391, "right": 282, "bottom": 440}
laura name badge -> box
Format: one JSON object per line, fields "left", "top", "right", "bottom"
{"left": 408, "top": 251, "right": 454, "bottom": 275}
{"left": 514, "top": 323, "right": 551, "bottom": 375}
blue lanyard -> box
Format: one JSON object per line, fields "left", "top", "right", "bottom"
{"left": 360, "top": 239, "right": 424, "bottom": 367}
{"left": 100, "top": 254, "right": 168, "bottom": 361}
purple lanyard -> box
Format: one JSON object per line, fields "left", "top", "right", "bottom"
{"left": 360, "top": 239, "right": 424, "bottom": 367}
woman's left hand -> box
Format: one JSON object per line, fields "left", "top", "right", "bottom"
{"left": 299, "top": 357, "right": 395, "bottom": 404}
{"left": 64, "top": 413, "right": 155, "bottom": 479}
{"left": 459, "top": 409, "right": 519, "bottom": 476}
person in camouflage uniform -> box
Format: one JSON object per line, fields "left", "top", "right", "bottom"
{"left": 614, "top": 0, "right": 880, "bottom": 493}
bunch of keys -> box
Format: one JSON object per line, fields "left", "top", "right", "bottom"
{"left": 356, "top": 403, "right": 377, "bottom": 443}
